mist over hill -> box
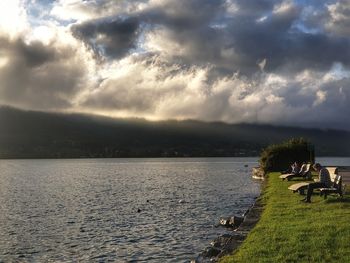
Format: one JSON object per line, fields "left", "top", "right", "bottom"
{"left": 0, "top": 106, "right": 349, "bottom": 158}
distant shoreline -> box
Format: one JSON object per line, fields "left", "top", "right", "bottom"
{"left": 0, "top": 156, "right": 260, "bottom": 160}
{"left": 2, "top": 107, "right": 350, "bottom": 159}
{"left": 1, "top": 155, "right": 350, "bottom": 161}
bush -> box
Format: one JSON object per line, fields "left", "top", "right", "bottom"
{"left": 259, "top": 138, "right": 314, "bottom": 173}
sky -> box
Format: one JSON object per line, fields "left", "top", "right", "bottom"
{"left": 0, "top": 0, "right": 349, "bottom": 130}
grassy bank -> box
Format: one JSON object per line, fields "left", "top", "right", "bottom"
{"left": 221, "top": 173, "right": 350, "bottom": 263}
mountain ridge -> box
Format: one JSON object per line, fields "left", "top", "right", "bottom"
{"left": 1, "top": 106, "right": 349, "bottom": 158}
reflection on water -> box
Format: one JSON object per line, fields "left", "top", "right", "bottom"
{"left": 0, "top": 158, "right": 260, "bottom": 262}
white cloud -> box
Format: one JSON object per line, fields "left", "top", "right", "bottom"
{"left": 0, "top": 0, "right": 350, "bottom": 130}
{"left": 313, "top": 90, "right": 327, "bottom": 106}
{"left": 326, "top": 0, "right": 350, "bottom": 36}
{"left": 51, "top": 0, "right": 101, "bottom": 22}
{"left": 0, "top": 0, "right": 28, "bottom": 37}
{"left": 50, "top": 0, "right": 141, "bottom": 23}
{"left": 273, "top": 0, "right": 295, "bottom": 15}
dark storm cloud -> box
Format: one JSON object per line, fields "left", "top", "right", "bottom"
{"left": 4, "top": 0, "right": 350, "bottom": 130}
{"left": 65, "top": 0, "right": 350, "bottom": 130}
{"left": 72, "top": 16, "right": 141, "bottom": 59}
{"left": 233, "top": 0, "right": 274, "bottom": 14}
{"left": 50, "top": 0, "right": 350, "bottom": 77}
{"left": 224, "top": 6, "right": 350, "bottom": 74}
{"left": 9, "top": 39, "right": 56, "bottom": 67}
{"left": 70, "top": 0, "right": 226, "bottom": 60}
{"left": 139, "top": 0, "right": 350, "bottom": 76}
{"left": 68, "top": 0, "right": 350, "bottom": 76}
{"left": 0, "top": 36, "right": 87, "bottom": 110}
{"left": 325, "top": 0, "right": 350, "bottom": 36}
{"left": 143, "top": 0, "right": 226, "bottom": 29}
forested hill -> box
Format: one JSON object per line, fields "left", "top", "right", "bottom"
{"left": 0, "top": 106, "right": 349, "bottom": 158}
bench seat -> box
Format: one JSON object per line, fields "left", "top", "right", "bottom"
{"left": 288, "top": 182, "right": 310, "bottom": 195}
{"left": 279, "top": 163, "right": 311, "bottom": 181}
{"left": 319, "top": 174, "right": 343, "bottom": 199}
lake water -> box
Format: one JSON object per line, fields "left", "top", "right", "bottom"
{"left": 0, "top": 158, "right": 261, "bottom": 262}
{"left": 1, "top": 157, "right": 349, "bottom": 262}
{"left": 316, "top": 157, "right": 350, "bottom": 167}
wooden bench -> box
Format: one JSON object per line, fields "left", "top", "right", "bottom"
{"left": 319, "top": 173, "right": 345, "bottom": 199}
{"left": 326, "top": 167, "right": 338, "bottom": 182}
{"left": 288, "top": 167, "right": 340, "bottom": 195}
{"left": 279, "top": 163, "right": 311, "bottom": 181}
{"left": 288, "top": 182, "right": 310, "bottom": 195}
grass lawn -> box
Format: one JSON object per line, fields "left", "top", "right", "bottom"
{"left": 221, "top": 173, "right": 350, "bottom": 263}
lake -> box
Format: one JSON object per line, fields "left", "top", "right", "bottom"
{"left": 0, "top": 157, "right": 262, "bottom": 262}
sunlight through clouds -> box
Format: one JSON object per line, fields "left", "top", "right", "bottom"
{"left": 0, "top": 0, "right": 349, "bottom": 130}
{"left": 0, "top": 56, "right": 9, "bottom": 68}
{"left": 0, "top": 0, "right": 28, "bottom": 37}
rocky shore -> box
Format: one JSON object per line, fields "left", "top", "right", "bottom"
{"left": 252, "top": 167, "right": 265, "bottom": 180}
{"left": 192, "top": 197, "right": 264, "bottom": 263}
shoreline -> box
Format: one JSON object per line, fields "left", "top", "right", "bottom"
{"left": 219, "top": 172, "right": 350, "bottom": 262}
{"left": 192, "top": 178, "right": 265, "bottom": 263}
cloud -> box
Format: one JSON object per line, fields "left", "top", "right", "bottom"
{"left": 80, "top": 55, "right": 210, "bottom": 117}
{"left": 326, "top": 0, "right": 350, "bottom": 36}
{"left": 144, "top": 0, "right": 226, "bottom": 29}
{"left": 0, "top": 0, "right": 28, "bottom": 37}
{"left": 72, "top": 16, "right": 141, "bottom": 59}
{"left": 78, "top": 53, "right": 350, "bottom": 129}
{"left": 1, "top": 0, "right": 350, "bottom": 130}
{"left": 0, "top": 35, "right": 93, "bottom": 110}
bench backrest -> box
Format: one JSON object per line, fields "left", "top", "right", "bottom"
{"left": 338, "top": 169, "right": 350, "bottom": 181}
{"left": 301, "top": 163, "right": 311, "bottom": 176}
{"left": 326, "top": 167, "right": 338, "bottom": 182}
{"left": 332, "top": 174, "right": 342, "bottom": 191}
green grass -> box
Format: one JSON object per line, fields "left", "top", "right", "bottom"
{"left": 221, "top": 173, "right": 350, "bottom": 263}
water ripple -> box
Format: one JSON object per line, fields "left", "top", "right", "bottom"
{"left": 0, "top": 158, "right": 260, "bottom": 262}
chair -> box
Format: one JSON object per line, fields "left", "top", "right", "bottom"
{"left": 289, "top": 167, "right": 340, "bottom": 195}
{"left": 319, "top": 174, "right": 344, "bottom": 199}
{"left": 279, "top": 163, "right": 311, "bottom": 181}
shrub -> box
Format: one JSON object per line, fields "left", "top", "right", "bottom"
{"left": 259, "top": 138, "right": 314, "bottom": 173}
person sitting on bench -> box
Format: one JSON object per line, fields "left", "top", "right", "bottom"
{"left": 282, "top": 161, "right": 300, "bottom": 174}
{"left": 301, "top": 163, "right": 331, "bottom": 203}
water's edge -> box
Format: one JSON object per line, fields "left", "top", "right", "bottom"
{"left": 192, "top": 180, "right": 264, "bottom": 263}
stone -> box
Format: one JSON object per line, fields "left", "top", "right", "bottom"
{"left": 202, "top": 247, "right": 221, "bottom": 258}
{"left": 194, "top": 200, "right": 264, "bottom": 263}
{"left": 219, "top": 216, "right": 244, "bottom": 228}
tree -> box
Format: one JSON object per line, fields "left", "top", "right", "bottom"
{"left": 259, "top": 138, "right": 314, "bottom": 173}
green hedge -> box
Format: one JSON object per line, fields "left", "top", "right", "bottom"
{"left": 259, "top": 138, "right": 314, "bottom": 173}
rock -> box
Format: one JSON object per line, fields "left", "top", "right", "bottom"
{"left": 252, "top": 167, "right": 265, "bottom": 180}
{"left": 210, "top": 233, "right": 233, "bottom": 247}
{"left": 202, "top": 246, "right": 221, "bottom": 258}
{"left": 219, "top": 217, "right": 230, "bottom": 226}
{"left": 194, "top": 233, "right": 247, "bottom": 263}
{"left": 219, "top": 216, "right": 244, "bottom": 228}
{"left": 229, "top": 216, "right": 244, "bottom": 227}
{"left": 194, "top": 200, "right": 263, "bottom": 263}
